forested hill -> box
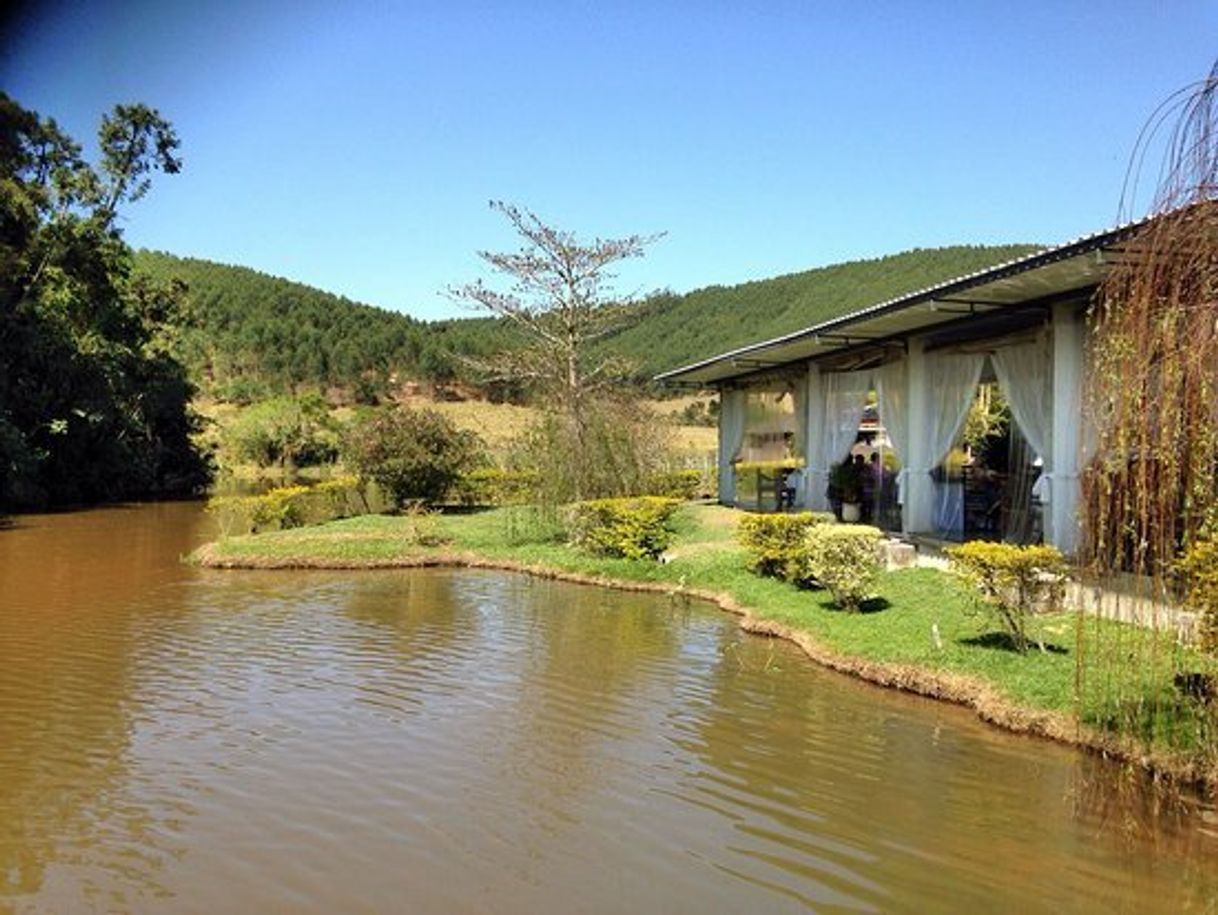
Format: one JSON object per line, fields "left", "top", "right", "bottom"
{"left": 134, "top": 250, "right": 513, "bottom": 401}
{"left": 600, "top": 243, "right": 1042, "bottom": 378}
{"left": 135, "top": 243, "right": 1040, "bottom": 398}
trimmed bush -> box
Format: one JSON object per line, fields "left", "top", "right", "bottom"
{"left": 738, "top": 511, "right": 835, "bottom": 582}
{"left": 453, "top": 467, "right": 542, "bottom": 506}
{"left": 1177, "top": 537, "right": 1218, "bottom": 652}
{"left": 796, "top": 524, "right": 884, "bottom": 611}
{"left": 207, "top": 476, "right": 377, "bottom": 536}
{"left": 946, "top": 541, "right": 1068, "bottom": 652}
{"left": 645, "top": 469, "right": 703, "bottom": 501}
{"left": 568, "top": 497, "right": 680, "bottom": 561}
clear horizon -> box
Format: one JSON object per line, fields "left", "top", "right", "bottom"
{"left": 4, "top": 1, "right": 1216, "bottom": 319}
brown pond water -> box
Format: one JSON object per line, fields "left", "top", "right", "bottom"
{"left": 0, "top": 503, "right": 1216, "bottom": 913}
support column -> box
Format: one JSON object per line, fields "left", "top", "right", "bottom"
{"left": 804, "top": 364, "right": 828, "bottom": 511}
{"left": 717, "top": 387, "right": 741, "bottom": 506}
{"left": 1049, "top": 301, "right": 1084, "bottom": 555}
{"left": 903, "top": 337, "right": 931, "bottom": 533}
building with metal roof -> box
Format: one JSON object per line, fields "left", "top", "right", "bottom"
{"left": 656, "top": 216, "right": 1155, "bottom": 553}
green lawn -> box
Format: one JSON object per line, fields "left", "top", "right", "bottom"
{"left": 194, "top": 503, "right": 1217, "bottom": 783}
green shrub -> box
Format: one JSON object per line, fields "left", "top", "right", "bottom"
{"left": 342, "top": 406, "right": 484, "bottom": 508}
{"left": 797, "top": 524, "right": 884, "bottom": 611}
{"left": 568, "top": 497, "right": 680, "bottom": 561}
{"left": 734, "top": 458, "right": 805, "bottom": 473}
{"left": 453, "top": 467, "right": 542, "bottom": 506}
{"left": 946, "top": 541, "right": 1068, "bottom": 652}
{"left": 223, "top": 394, "right": 338, "bottom": 469}
{"left": 645, "top": 469, "right": 703, "bottom": 500}
{"left": 1177, "top": 537, "right": 1218, "bottom": 652}
{"left": 737, "top": 511, "right": 835, "bottom": 582}
{"left": 508, "top": 399, "right": 674, "bottom": 505}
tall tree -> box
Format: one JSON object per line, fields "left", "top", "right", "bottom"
{"left": 449, "top": 201, "right": 663, "bottom": 430}
{"left": 0, "top": 93, "right": 208, "bottom": 508}
{"left": 449, "top": 202, "right": 667, "bottom": 501}
{"left": 95, "top": 103, "right": 181, "bottom": 227}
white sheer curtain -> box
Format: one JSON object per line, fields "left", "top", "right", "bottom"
{"left": 923, "top": 352, "right": 984, "bottom": 537}
{"left": 925, "top": 352, "right": 985, "bottom": 470}
{"left": 814, "top": 369, "right": 872, "bottom": 496}
{"left": 792, "top": 376, "right": 808, "bottom": 461}
{"left": 991, "top": 335, "right": 1052, "bottom": 466}
{"left": 877, "top": 359, "right": 909, "bottom": 504}
{"left": 991, "top": 335, "right": 1053, "bottom": 538}
{"left": 718, "top": 388, "right": 746, "bottom": 504}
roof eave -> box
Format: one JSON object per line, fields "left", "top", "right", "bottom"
{"left": 654, "top": 217, "right": 1151, "bottom": 386}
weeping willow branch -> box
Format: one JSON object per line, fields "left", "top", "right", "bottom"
{"left": 1083, "top": 62, "right": 1218, "bottom": 582}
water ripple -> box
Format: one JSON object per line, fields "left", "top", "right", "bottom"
{"left": 1, "top": 509, "right": 1216, "bottom": 912}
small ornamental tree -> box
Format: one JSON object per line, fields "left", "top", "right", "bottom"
{"left": 946, "top": 542, "right": 1067, "bottom": 653}
{"left": 342, "top": 407, "right": 483, "bottom": 508}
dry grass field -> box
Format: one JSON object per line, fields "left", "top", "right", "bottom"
{"left": 402, "top": 394, "right": 717, "bottom": 457}
{"left": 197, "top": 392, "right": 717, "bottom": 472}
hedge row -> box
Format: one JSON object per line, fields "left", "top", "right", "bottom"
{"left": 208, "top": 477, "right": 382, "bottom": 536}
{"left": 453, "top": 467, "right": 706, "bottom": 507}
{"left": 452, "top": 468, "right": 542, "bottom": 506}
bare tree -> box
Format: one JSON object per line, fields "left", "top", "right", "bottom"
{"left": 449, "top": 201, "right": 663, "bottom": 436}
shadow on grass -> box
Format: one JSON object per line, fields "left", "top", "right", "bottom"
{"left": 437, "top": 505, "right": 498, "bottom": 516}
{"left": 817, "top": 595, "right": 892, "bottom": 614}
{"left": 958, "top": 632, "right": 1069, "bottom": 655}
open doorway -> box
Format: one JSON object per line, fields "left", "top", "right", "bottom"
{"left": 733, "top": 385, "right": 801, "bottom": 511}
{"left": 931, "top": 364, "right": 1045, "bottom": 543}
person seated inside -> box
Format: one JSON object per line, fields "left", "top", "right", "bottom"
{"left": 854, "top": 453, "right": 873, "bottom": 521}
{"left": 778, "top": 465, "right": 802, "bottom": 511}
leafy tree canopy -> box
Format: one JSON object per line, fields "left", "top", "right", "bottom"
{"left": 0, "top": 93, "right": 208, "bottom": 509}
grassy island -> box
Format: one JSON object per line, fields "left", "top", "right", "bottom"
{"left": 193, "top": 503, "right": 1218, "bottom": 792}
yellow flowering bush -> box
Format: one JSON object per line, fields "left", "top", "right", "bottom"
{"left": 737, "top": 512, "right": 834, "bottom": 583}
{"left": 1177, "top": 537, "right": 1218, "bottom": 652}
{"left": 947, "top": 541, "right": 1067, "bottom": 652}
{"left": 568, "top": 497, "right": 681, "bottom": 561}
{"left": 795, "top": 524, "right": 885, "bottom": 611}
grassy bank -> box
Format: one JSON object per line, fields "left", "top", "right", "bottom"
{"left": 192, "top": 503, "right": 1218, "bottom": 790}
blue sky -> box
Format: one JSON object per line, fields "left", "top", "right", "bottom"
{"left": 4, "top": 2, "right": 1217, "bottom": 320}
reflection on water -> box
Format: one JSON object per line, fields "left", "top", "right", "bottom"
{"left": 0, "top": 505, "right": 1215, "bottom": 912}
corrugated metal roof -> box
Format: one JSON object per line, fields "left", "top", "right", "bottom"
{"left": 655, "top": 216, "right": 1151, "bottom": 386}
